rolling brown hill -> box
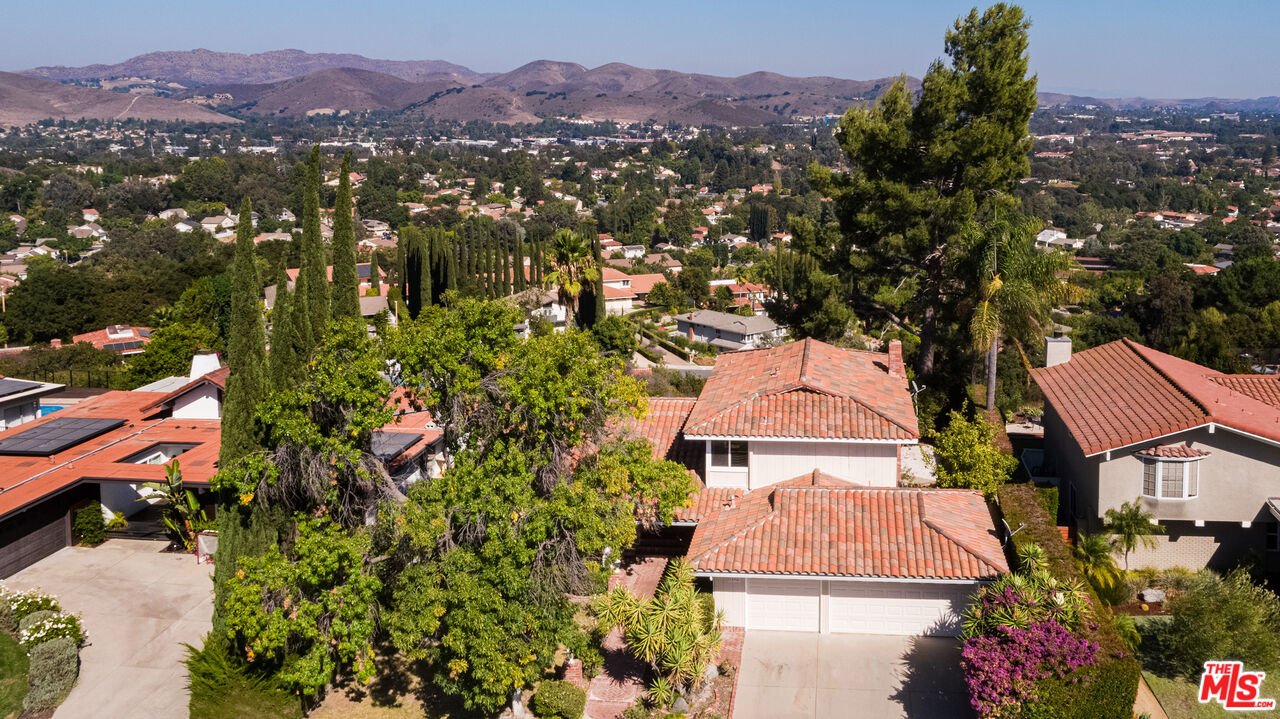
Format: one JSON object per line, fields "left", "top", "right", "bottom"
{"left": 173, "top": 60, "right": 916, "bottom": 125}
{"left": 0, "top": 71, "right": 236, "bottom": 126}
{"left": 20, "top": 49, "right": 488, "bottom": 87}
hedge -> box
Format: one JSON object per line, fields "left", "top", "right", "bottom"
{"left": 636, "top": 345, "right": 661, "bottom": 364}
{"left": 637, "top": 326, "right": 690, "bottom": 361}
{"left": 23, "top": 636, "right": 78, "bottom": 713}
{"left": 17, "top": 611, "right": 55, "bottom": 636}
{"left": 1036, "top": 485, "right": 1059, "bottom": 523}
{"left": 996, "top": 484, "right": 1140, "bottom": 719}
{"left": 530, "top": 679, "right": 586, "bottom": 719}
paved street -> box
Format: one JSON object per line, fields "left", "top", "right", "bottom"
{"left": 733, "top": 632, "right": 972, "bottom": 719}
{"left": 7, "top": 539, "right": 213, "bottom": 719}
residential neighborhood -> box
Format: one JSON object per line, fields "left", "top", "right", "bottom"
{"left": 0, "top": 3, "right": 1279, "bottom": 719}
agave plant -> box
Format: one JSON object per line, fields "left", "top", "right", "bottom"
{"left": 1015, "top": 542, "right": 1049, "bottom": 573}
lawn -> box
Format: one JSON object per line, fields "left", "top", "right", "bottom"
{"left": 0, "top": 632, "right": 29, "bottom": 719}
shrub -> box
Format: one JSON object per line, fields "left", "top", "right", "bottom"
{"left": 961, "top": 620, "right": 1099, "bottom": 716}
{"left": 8, "top": 591, "right": 59, "bottom": 623}
{"left": 931, "top": 407, "right": 1017, "bottom": 496}
{"left": 19, "top": 613, "right": 83, "bottom": 648}
{"left": 1035, "top": 485, "right": 1058, "bottom": 521}
{"left": 995, "top": 485, "right": 1140, "bottom": 719}
{"left": 1164, "top": 569, "right": 1280, "bottom": 677}
{"left": 23, "top": 636, "right": 78, "bottom": 713}
{"left": 185, "top": 636, "right": 302, "bottom": 719}
{"left": 17, "top": 610, "right": 56, "bottom": 636}
{"left": 71, "top": 502, "right": 105, "bottom": 545}
{"left": 530, "top": 679, "right": 586, "bottom": 719}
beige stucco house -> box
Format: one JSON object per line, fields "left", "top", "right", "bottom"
{"left": 1033, "top": 338, "right": 1280, "bottom": 571}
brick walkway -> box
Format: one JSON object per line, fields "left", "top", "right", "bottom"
{"left": 580, "top": 557, "right": 668, "bottom": 719}
{"left": 719, "top": 626, "right": 746, "bottom": 718}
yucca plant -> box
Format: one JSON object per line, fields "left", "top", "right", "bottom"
{"left": 593, "top": 558, "right": 724, "bottom": 707}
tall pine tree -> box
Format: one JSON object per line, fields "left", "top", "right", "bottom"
{"left": 330, "top": 152, "right": 360, "bottom": 321}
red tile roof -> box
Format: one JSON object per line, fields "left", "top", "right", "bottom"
{"left": 687, "top": 471, "right": 1006, "bottom": 579}
{"left": 0, "top": 391, "right": 223, "bottom": 519}
{"left": 682, "top": 338, "right": 918, "bottom": 441}
{"left": 1135, "top": 444, "right": 1210, "bottom": 458}
{"left": 1033, "top": 338, "right": 1280, "bottom": 456}
{"left": 601, "top": 284, "right": 635, "bottom": 300}
{"left": 71, "top": 325, "right": 152, "bottom": 352}
{"left": 140, "top": 367, "right": 229, "bottom": 414}
{"left": 627, "top": 397, "right": 713, "bottom": 521}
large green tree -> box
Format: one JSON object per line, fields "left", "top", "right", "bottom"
{"left": 295, "top": 147, "right": 329, "bottom": 345}
{"left": 814, "top": 3, "right": 1038, "bottom": 376}
{"left": 330, "top": 153, "right": 360, "bottom": 322}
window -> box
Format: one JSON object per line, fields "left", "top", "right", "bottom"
{"left": 1268, "top": 524, "right": 1279, "bottom": 553}
{"left": 710, "top": 440, "right": 748, "bottom": 469}
{"left": 1140, "top": 458, "right": 1202, "bottom": 500}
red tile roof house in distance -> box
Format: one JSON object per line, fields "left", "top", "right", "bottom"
{"left": 0, "top": 355, "right": 443, "bottom": 578}
{"left": 1033, "top": 337, "right": 1280, "bottom": 571}
{"left": 71, "top": 325, "right": 152, "bottom": 355}
{"left": 625, "top": 338, "right": 1010, "bottom": 635}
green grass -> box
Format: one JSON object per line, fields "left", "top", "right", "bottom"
{"left": 0, "top": 633, "right": 29, "bottom": 719}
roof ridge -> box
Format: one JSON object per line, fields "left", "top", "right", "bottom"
{"left": 917, "top": 493, "right": 1006, "bottom": 576}
{"left": 1122, "top": 338, "right": 1212, "bottom": 418}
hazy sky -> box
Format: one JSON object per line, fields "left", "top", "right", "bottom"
{"left": 5, "top": 1, "right": 1277, "bottom": 98}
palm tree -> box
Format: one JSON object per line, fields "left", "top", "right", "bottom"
{"left": 1104, "top": 499, "right": 1165, "bottom": 570}
{"left": 1074, "top": 533, "right": 1121, "bottom": 590}
{"left": 544, "top": 228, "right": 598, "bottom": 318}
{"left": 971, "top": 209, "right": 1084, "bottom": 410}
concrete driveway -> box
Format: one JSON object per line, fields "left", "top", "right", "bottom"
{"left": 6, "top": 539, "right": 213, "bottom": 719}
{"left": 733, "top": 632, "right": 972, "bottom": 719}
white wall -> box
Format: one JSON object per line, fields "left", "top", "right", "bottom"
{"left": 746, "top": 441, "right": 899, "bottom": 489}
{"left": 100, "top": 482, "right": 154, "bottom": 518}
{"left": 173, "top": 385, "right": 221, "bottom": 420}
{"left": 712, "top": 577, "right": 747, "bottom": 626}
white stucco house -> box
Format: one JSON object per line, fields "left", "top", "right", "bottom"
{"left": 632, "top": 338, "right": 1009, "bottom": 635}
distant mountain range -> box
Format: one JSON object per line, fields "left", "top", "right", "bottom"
{"left": 0, "top": 71, "right": 235, "bottom": 126}
{"left": 12, "top": 49, "right": 1280, "bottom": 126}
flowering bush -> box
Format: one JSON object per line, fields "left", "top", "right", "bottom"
{"left": 7, "top": 589, "right": 60, "bottom": 622}
{"left": 962, "top": 569, "right": 1091, "bottom": 638}
{"left": 19, "top": 612, "right": 84, "bottom": 648}
{"left": 961, "top": 619, "right": 1099, "bottom": 717}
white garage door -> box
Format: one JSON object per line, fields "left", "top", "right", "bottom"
{"left": 745, "top": 578, "right": 820, "bottom": 632}
{"left": 827, "top": 581, "right": 977, "bottom": 636}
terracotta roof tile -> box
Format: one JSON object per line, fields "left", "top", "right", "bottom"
{"left": 683, "top": 338, "right": 918, "bottom": 440}
{"left": 1135, "top": 444, "right": 1211, "bottom": 458}
{"left": 1033, "top": 339, "right": 1280, "bottom": 455}
{"left": 686, "top": 472, "right": 1006, "bottom": 579}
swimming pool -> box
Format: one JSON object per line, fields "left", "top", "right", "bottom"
{"left": 39, "top": 405, "right": 64, "bottom": 416}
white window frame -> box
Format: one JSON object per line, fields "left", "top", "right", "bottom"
{"left": 708, "top": 439, "right": 749, "bottom": 470}
{"left": 1139, "top": 457, "right": 1201, "bottom": 500}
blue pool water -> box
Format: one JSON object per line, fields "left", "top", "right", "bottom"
{"left": 39, "top": 405, "right": 64, "bottom": 416}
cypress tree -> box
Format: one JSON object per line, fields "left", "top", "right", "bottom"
{"left": 514, "top": 238, "right": 526, "bottom": 292}
{"left": 289, "top": 230, "right": 313, "bottom": 357}
{"left": 268, "top": 264, "right": 301, "bottom": 387}
{"left": 499, "top": 233, "right": 511, "bottom": 297}
{"left": 298, "top": 146, "right": 329, "bottom": 341}
{"left": 219, "top": 197, "right": 267, "bottom": 467}
{"left": 330, "top": 152, "right": 360, "bottom": 321}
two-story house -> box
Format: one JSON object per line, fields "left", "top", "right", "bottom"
{"left": 1033, "top": 338, "right": 1280, "bottom": 571}
{"left": 676, "top": 310, "right": 785, "bottom": 351}
{"left": 633, "top": 338, "right": 1008, "bottom": 635}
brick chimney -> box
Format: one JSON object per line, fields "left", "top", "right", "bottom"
{"left": 50, "top": 339, "right": 62, "bottom": 350}
{"left": 688, "top": 312, "right": 696, "bottom": 342}
{"left": 887, "top": 339, "right": 904, "bottom": 378}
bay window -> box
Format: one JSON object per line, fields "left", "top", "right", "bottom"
{"left": 1140, "top": 457, "right": 1201, "bottom": 500}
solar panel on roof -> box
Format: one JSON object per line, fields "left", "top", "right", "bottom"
{"left": 0, "top": 378, "right": 42, "bottom": 399}
{"left": 103, "top": 341, "right": 144, "bottom": 352}
{"left": 371, "top": 431, "right": 421, "bottom": 461}
{"left": 0, "top": 417, "right": 127, "bottom": 456}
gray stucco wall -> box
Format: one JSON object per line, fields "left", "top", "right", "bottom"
{"left": 1042, "top": 400, "right": 1280, "bottom": 571}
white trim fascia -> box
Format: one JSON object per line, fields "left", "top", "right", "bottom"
{"left": 695, "top": 571, "right": 993, "bottom": 585}
{"left": 1210, "top": 423, "right": 1280, "bottom": 450}
{"left": 687, "top": 434, "right": 917, "bottom": 445}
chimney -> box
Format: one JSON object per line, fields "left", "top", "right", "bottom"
{"left": 1045, "top": 331, "right": 1072, "bottom": 368}
{"left": 887, "top": 339, "right": 904, "bottom": 378}
{"left": 189, "top": 352, "right": 221, "bottom": 380}
{"left": 50, "top": 339, "right": 62, "bottom": 350}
